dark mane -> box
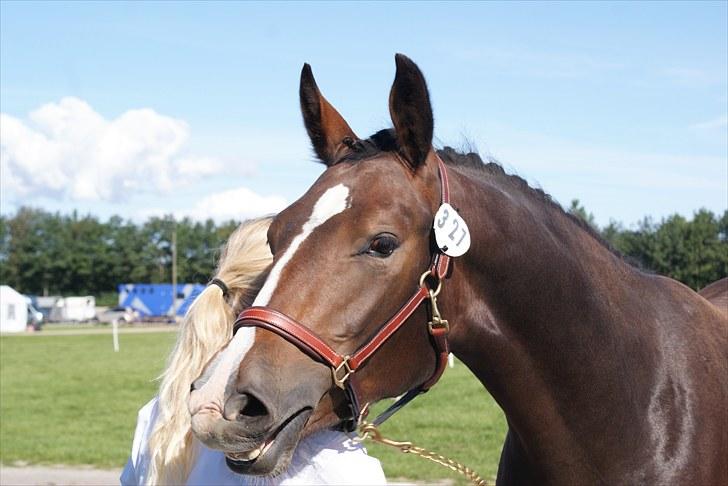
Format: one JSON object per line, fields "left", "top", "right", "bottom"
{"left": 337, "top": 129, "right": 622, "bottom": 259}
{"left": 437, "top": 147, "right": 621, "bottom": 256}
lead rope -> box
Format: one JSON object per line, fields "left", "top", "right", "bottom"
{"left": 357, "top": 422, "right": 489, "bottom": 486}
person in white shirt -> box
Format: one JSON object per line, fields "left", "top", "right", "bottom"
{"left": 121, "top": 217, "right": 386, "bottom": 485}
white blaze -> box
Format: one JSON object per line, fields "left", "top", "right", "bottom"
{"left": 253, "top": 183, "right": 351, "bottom": 306}
{"left": 189, "top": 327, "right": 255, "bottom": 414}
{"left": 190, "top": 183, "right": 351, "bottom": 412}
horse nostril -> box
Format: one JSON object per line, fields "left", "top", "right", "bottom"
{"left": 239, "top": 393, "right": 268, "bottom": 419}
{"left": 190, "top": 377, "right": 206, "bottom": 393}
{"left": 223, "top": 392, "right": 269, "bottom": 422}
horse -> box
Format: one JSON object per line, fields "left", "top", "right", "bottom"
{"left": 699, "top": 278, "right": 728, "bottom": 317}
{"left": 189, "top": 54, "right": 728, "bottom": 485}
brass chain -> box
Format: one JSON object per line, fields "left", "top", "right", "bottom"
{"left": 358, "top": 423, "right": 489, "bottom": 486}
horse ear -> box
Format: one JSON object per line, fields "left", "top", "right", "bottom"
{"left": 388, "top": 54, "right": 434, "bottom": 170}
{"left": 299, "top": 63, "right": 358, "bottom": 166}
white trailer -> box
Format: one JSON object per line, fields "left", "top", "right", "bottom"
{"left": 52, "top": 296, "right": 97, "bottom": 322}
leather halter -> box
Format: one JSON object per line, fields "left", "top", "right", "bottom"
{"left": 233, "top": 155, "right": 454, "bottom": 431}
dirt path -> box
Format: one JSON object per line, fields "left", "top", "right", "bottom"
{"left": 0, "top": 466, "right": 445, "bottom": 485}
{"left": 0, "top": 465, "right": 121, "bottom": 485}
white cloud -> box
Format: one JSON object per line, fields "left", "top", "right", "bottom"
{"left": 190, "top": 186, "right": 287, "bottom": 221}
{"left": 139, "top": 186, "right": 288, "bottom": 222}
{"left": 0, "top": 97, "right": 223, "bottom": 202}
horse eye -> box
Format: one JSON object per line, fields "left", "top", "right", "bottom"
{"left": 366, "top": 235, "right": 399, "bottom": 258}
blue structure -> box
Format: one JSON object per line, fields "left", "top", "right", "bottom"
{"left": 118, "top": 283, "right": 205, "bottom": 317}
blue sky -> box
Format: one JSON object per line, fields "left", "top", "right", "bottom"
{"left": 1, "top": 1, "right": 726, "bottom": 226}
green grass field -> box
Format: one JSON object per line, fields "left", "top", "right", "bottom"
{"left": 0, "top": 331, "right": 506, "bottom": 483}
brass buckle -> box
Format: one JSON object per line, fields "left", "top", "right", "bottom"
{"left": 420, "top": 270, "right": 449, "bottom": 334}
{"left": 332, "top": 356, "right": 353, "bottom": 389}
{"left": 427, "top": 289, "right": 450, "bottom": 334}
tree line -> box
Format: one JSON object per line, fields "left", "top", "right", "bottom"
{"left": 568, "top": 200, "right": 727, "bottom": 291}
{"left": 0, "top": 208, "right": 239, "bottom": 298}
{"left": 0, "top": 204, "right": 726, "bottom": 299}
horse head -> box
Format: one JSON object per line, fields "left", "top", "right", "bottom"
{"left": 189, "top": 54, "right": 453, "bottom": 476}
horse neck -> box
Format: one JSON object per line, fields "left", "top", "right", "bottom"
{"left": 445, "top": 164, "right": 637, "bottom": 328}
{"left": 442, "top": 165, "right": 659, "bottom": 473}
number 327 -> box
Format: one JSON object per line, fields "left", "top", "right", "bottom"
{"left": 436, "top": 208, "right": 467, "bottom": 246}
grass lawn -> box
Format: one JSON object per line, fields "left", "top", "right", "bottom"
{"left": 0, "top": 331, "right": 507, "bottom": 483}
{"left": 0, "top": 332, "right": 176, "bottom": 468}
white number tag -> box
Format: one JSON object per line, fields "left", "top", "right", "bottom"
{"left": 433, "top": 203, "right": 470, "bottom": 257}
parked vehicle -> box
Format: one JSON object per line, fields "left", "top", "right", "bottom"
{"left": 32, "top": 296, "right": 61, "bottom": 321}
{"left": 50, "top": 296, "right": 96, "bottom": 322}
{"left": 26, "top": 302, "right": 43, "bottom": 330}
{"left": 118, "top": 283, "right": 203, "bottom": 319}
{"left": 99, "top": 306, "right": 139, "bottom": 325}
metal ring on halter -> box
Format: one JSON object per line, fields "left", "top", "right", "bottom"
{"left": 419, "top": 269, "right": 442, "bottom": 297}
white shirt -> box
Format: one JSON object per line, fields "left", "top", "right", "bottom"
{"left": 120, "top": 398, "right": 387, "bottom": 485}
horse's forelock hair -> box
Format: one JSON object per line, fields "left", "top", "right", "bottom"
{"left": 334, "top": 129, "right": 399, "bottom": 164}
{"left": 146, "top": 217, "right": 274, "bottom": 485}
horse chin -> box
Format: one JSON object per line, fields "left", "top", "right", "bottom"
{"left": 224, "top": 408, "right": 312, "bottom": 477}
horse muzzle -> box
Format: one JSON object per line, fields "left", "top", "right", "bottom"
{"left": 222, "top": 406, "right": 313, "bottom": 476}
{"left": 189, "top": 330, "right": 333, "bottom": 476}
{"left": 189, "top": 386, "right": 316, "bottom": 476}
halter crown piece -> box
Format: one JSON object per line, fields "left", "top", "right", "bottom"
{"left": 233, "top": 155, "right": 454, "bottom": 432}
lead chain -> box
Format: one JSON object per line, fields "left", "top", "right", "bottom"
{"left": 358, "top": 423, "right": 489, "bottom": 486}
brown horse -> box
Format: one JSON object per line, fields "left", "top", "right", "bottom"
{"left": 700, "top": 278, "right": 728, "bottom": 316}
{"left": 189, "top": 55, "right": 728, "bottom": 485}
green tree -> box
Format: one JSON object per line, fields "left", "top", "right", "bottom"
{"left": 0, "top": 215, "right": 9, "bottom": 282}
{"left": 567, "top": 199, "right": 597, "bottom": 230}
{"left": 604, "top": 210, "right": 727, "bottom": 290}
{"left": 3, "top": 208, "right": 52, "bottom": 294}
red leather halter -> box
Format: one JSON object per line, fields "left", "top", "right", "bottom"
{"left": 233, "top": 155, "right": 454, "bottom": 431}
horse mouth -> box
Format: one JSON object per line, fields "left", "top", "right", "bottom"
{"left": 224, "top": 407, "right": 312, "bottom": 476}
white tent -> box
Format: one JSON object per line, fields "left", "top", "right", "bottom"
{"left": 1, "top": 285, "right": 28, "bottom": 333}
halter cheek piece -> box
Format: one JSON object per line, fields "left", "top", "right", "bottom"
{"left": 232, "top": 156, "right": 454, "bottom": 432}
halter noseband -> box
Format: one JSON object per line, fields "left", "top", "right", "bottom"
{"left": 232, "top": 155, "right": 454, "bottom": 432}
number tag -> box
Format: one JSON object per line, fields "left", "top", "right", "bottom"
{"left": 433, "top": 203, "right": 470, "bottom": 257}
